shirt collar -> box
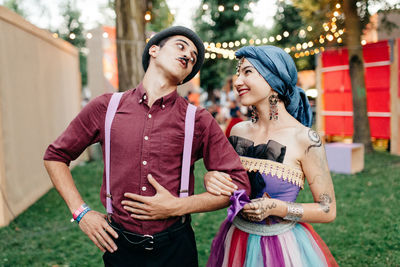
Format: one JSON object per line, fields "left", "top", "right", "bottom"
{"left": 135, "top": 82, "right": 178, "bottom": 108}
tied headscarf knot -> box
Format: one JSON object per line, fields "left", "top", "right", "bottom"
{"left": 235, "top": 46, "right": 312, "bottom": 127}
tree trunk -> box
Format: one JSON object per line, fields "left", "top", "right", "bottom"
{"left": 115, "top": 0, "right": 146, "bottom": 91}
{"left": 343, "top": 0, "right": 373, "bottom": 153}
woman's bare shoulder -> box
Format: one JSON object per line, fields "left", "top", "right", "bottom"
{"left": 230, "top": 120, "right": 252, "bottom": 137}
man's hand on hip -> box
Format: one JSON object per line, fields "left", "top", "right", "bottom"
{"left": 79, "top": 210, "right": 119, "bottom": 253}
{"left": 122, "top": 174, "right": 182, "bottom": 220}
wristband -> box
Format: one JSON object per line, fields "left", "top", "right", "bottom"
{"left": 70, "top": 203, "right": 89, "bottom": 223}
{"left": 75, "top": 207, "right": 91, "bottom": 224}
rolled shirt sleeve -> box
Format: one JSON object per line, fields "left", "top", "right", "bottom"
{"left": 196, "top": 108, "right": 251, "bottom": 196}
{"left": 43, "top": 94, "right": 110, "bottom": 165}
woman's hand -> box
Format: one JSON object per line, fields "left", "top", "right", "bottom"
{"left": 241, "top": 197, "right": 277, "bottom": 222}
{"left": 204, "top": 171, "right": 238, "bottom": 196}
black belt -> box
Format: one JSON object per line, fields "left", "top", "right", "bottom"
{"left": 107, "top": 216, "right": 191, "bottom": 251}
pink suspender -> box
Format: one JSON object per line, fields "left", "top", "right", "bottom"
{"left": 104, "top": 92, "right": 196, "bottom": 215}
{"left": 105, "top": 92, "right": 123, "bottom": 214}
{"left": 179, "top": 103, "right": 196, "bottom": 197}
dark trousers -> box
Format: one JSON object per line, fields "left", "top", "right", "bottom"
{"left": 103, "top": 218, "right": 198, "bottom": 267}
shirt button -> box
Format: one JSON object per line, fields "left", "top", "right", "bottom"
{"left": 142, "top": 161, "right": 147, "bottom": 166}
{"left": 139, "top": 99, "right": 143, "bottom": 103}
{"left": 143, "top": 95, "right": 147, "bottom": 100}
{"left": 141, "top": 186, "right": 147, "bottom": 191}
{"left": 144, "top": 136, "right": 149, "bottom": 140}
{"left": 148, "top": 114, "right": 152, "bottom": 118}
{"left": 162, "top": 104, "right": 166, "bottom": 109}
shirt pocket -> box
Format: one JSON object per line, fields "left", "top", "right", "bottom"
{"left": 159, "top": 131, "right": 185, "bottom": 173}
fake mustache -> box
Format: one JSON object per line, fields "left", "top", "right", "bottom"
{"left": 178, "top": 57, "right": 189, "bottom": 66}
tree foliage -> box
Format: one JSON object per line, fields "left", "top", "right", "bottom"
{"left": 269, "top": 2, "right": 314, "bottom": 70}
{"left": 3, "top": 0, "right": 25, "bottom": 17}
{"left": 146, "top": 0, "right": 174, "bottom": 33}
{"left": 56, "top": 1, "right": 87, "bottom": 87}
{"left": 193, "top": 0, "right": 260, "bottom": 96}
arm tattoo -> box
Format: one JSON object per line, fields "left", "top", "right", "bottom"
{"left": 306, "top": 129, "right": 322, "bottom": 154}
{"left": 318, "top": 193, "right": 332, "bottom": 213}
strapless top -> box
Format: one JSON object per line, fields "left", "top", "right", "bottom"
{"left": 229, "top": 136, "right": 304, "bottom": 202}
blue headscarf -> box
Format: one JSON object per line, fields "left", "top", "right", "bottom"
{"left": 235, "top": 46, "right": 312, "bottom": 127}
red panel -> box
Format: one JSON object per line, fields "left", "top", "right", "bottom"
{"left": 365, "top": 66, "right": 390, "bottom": 90}
{"left": 323, "top": 71, "right": 352, "bottom": 92}
{"left": 369, "top": 118, "right": 390, "bottom": 138}
{"left": 324, "top": 92, "right": 343, "bottom": 110}
{"left": 366, "top": 90, "right": 390, "bottom": 112}
{"left": 363, "top": 40, "right": 389, "bottom": 63}
{"left": 321, "top": 41, "right": 391, "bottom": 139}
{"left": 322, "top": 48, "right": 348, "bottom": 67}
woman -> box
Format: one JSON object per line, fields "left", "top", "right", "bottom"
{"left": 205, "top": 46, "right": 338, "bottom": 267}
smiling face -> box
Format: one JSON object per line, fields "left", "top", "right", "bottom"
{"left": 149, "top": 35, "right": 198, "bottom": 84}
{"left": 234, "top": 58, "right": 273, "bottom": 106}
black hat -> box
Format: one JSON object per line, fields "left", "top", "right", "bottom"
{"left": 142, "top": 26, "right": 205, "bottom": 84}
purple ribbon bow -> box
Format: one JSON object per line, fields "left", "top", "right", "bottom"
{"left": 227, "top": 189, "right": 251, "bottom": 222}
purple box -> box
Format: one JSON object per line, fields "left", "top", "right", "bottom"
{"left": 324, "top": 143, "right": 364, "bottom": 174}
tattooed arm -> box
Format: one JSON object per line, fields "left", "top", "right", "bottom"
{"left": 295, "top": 128, "right": 336, "bottom": 223}
{"left": 241, "top": 128, "right": 336, "bottom": 223}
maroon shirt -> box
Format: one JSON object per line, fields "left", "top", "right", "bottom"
{"left": 44, "top": 83, "right": 250, "bottom": 235}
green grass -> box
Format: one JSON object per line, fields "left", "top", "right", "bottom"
{"left": 1, "top": 152, "right": 399, "bottom": 266}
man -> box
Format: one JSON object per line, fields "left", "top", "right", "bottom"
{"left": 44, "top": 26, "right": 250, "bottom": 266}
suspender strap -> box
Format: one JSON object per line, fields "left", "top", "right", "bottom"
{"left": 105, "top": 92, "right": 123, "bottom": 214}
{"left": 179, "top": 103, "right": 196, "bottom": 197}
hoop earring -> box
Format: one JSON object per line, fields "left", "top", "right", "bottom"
{"left": 251, "top": 106, "right": 258, "bottom": 123}
{"left": 269, "top": 93, "right": 279, "bottom": 121}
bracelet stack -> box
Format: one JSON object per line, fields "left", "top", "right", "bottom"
{"left": 70, "top": 203, "right": 91, "bottom": 223}
{"left": 283, "top": 202, "right": 304, "bottom": 222}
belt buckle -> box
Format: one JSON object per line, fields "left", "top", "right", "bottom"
{"left": 143, "top": 234, "right": 154, "bottom": 250}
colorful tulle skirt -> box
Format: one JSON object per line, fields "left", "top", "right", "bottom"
{"left": 207, "top": 219, "right": 337, "bottom": 267}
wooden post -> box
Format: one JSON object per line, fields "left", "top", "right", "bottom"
{"left": 390, "top": 39, "right": 400, "bottom": 155}
{"left": 315, "top": 54, "right": 325, "bottom": 136}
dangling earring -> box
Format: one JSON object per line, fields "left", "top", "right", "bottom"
{"left": 251, "top": 105, "right": 258, "bottom": 123}
{"left": 269, "top": 93, "right": 279, "bottom": 121}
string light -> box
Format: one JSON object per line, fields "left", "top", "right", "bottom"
{"left": 233, "top": 4, "right": 240, "bottom": 11}
{"left": 202, "top": 4, "right": 208, "bottom": 10}
{"left": 52, "top": 33, "right": 58, "bottom": 38}
{"left": 86, "top": 33, "right": 93, "bottom": 39}
{"left": 144, "top": 11, "right": 151, "bottom": 21}
{"left": 102, "top": 32, "right": 109, "bottom": 38}
{"left": 69, "top": 33, "right": 76, "bottom": 39}
{"left": 218, "top": 5, "right": 224, "bottom": 12}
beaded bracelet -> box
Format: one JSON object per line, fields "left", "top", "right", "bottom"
{"left": 75, "top": 207, "right": 91, "bottom": 223}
